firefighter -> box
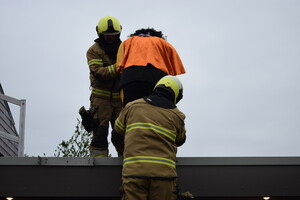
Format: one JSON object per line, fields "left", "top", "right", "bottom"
{"left": 112, "top": 75, "right": 186, "bottom": 200}
{"left": 86, "top": 16, "right": 123, "bottom": 157}
{"left": 115, "top": 28, "right": 186, "bottom": 106}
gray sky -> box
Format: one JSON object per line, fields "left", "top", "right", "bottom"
{"left": 1, "top": 0, "right": 300, "bottom": 157}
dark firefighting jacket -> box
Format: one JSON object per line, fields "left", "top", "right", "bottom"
{"left": 87, "top": 43, "right": 120, "bottom": 101}
{"left": 113, "top": 98, "right": 186, "bottom": 179}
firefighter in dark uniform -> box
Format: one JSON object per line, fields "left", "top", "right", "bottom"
{"left": 112, "top": 75, "right": 186, "bottom": 200}
{"left": 86, "top": 16, "right": 122, "bottom": 157}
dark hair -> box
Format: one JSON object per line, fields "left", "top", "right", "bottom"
{"left": 129, "top": 28, "right": 165, "bottom": 39}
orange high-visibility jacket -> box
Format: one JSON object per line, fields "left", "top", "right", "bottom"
{"left": 116, "top": 36, "right": 186, "bottom": 75}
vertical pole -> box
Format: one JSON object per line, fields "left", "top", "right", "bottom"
{"left": 18, "top": 99, "right": 26, "bottom": 157}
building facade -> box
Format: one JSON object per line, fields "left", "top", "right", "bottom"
{"left": 0, "top": 83, "right": 18, "bottom": 157}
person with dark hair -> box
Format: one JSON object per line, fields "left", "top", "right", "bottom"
{"left": 129, "top": 28, "right": 165, "bottom": 38}
{"left": 116, "top": 28, "right": 186, "bottom": 106}
{"left": 84, "top": 16, "right": 123, "bottom": 157}
{"left": 112, "top": 75, "right": 186, "bottom": 200}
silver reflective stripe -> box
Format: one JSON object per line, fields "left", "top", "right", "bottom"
{"left": 90, "top": 149, "right": 108, "bottom": 157}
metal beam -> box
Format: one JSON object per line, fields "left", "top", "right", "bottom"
{"left": 17, "top": 99, "right": 26, "bottom": 157}
{"left": 0, "top": 157, "right": 300, "bottom": 198}
{"left": 0, "top": 94, "right": 23, "bottom": 106}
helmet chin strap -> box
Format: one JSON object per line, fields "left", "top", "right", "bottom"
{"left": 96, "top": 26, "right": 99, "bottom": 35}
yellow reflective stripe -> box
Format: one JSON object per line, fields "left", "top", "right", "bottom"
{"left": 92, "top": 88, "right": 120, "bottom": 98}
{"left": 115, "top": 118, "right": 125, "bottom": 132}
{"left": 108, "top": 64, "right": 117, "bottom": 77}
{"left": 88, "top": 59, "right": 103, "bottom": 66}
{"left": 124, "top": 156, "right": 176, "bottom": 168}
{"left": 127, "top": 122, "right": 176, "bottom": 141}
{"left": 111, "top": 92, "right": 120, "bottom": 98}
{"left": 92, "top": 88, "right": 110, "bottom": 97}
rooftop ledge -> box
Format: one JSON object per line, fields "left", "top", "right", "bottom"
{"left": 1, "top": 156, "right": 300, "bottom": 166}
{"left": 1, "top": 157, "right": 300, "bottom": 198}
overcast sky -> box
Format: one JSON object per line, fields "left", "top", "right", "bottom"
{"left": 1, "top": 0, "right": 300, "bottom": 157}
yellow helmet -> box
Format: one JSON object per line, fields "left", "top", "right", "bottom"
{"left": 154, "top": 75, "right": 183, "bottom": 104}
{"left": 97, "top": 16, "right": 122, "bottom": 35}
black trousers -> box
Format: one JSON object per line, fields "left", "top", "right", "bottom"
{"left": 120, "top": 65, "right": 167, "bottom": 106}
{"left": 122, "top": 81, "right": 155, "bottom": 106}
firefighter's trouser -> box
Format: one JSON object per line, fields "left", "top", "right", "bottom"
{"left": 90, "top": 96, "right": 122, "bottom": 127}
{"left": 121, "top": 177, "right": 177, "bottom": 200}
{"left": 89, "top": 96, "right": 122, "bottom": 157}
{"left": 90, "top": 125, "right": 109, "bottom": 157}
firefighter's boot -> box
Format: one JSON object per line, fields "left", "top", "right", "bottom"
{"left": 89, "top": 146, "right": 109, "bottom": 157}
{"left": 89, "top": 125, "right": 109, "bottom": 157}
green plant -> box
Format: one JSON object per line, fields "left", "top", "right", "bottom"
{"left": 54, "top": 119, "right": 91, "bottom": 157}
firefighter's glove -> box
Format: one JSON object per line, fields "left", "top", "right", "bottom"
{"left": 79, "top": 106, "right": 98, "bottom": 132}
